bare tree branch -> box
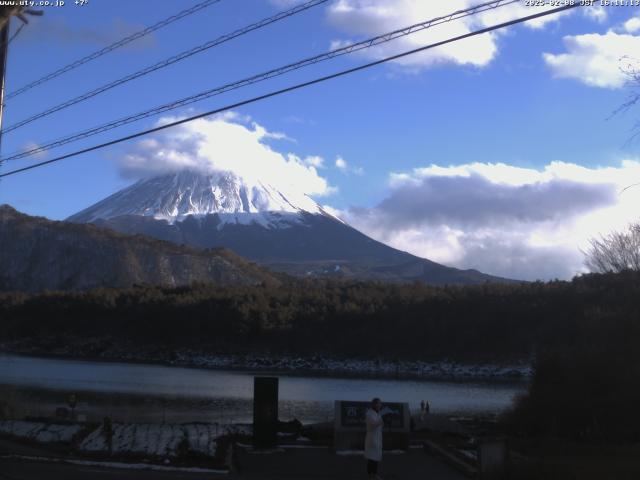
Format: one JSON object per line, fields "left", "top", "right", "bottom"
{"left": 584, "top": 222, "right": 640, "bottom": 273}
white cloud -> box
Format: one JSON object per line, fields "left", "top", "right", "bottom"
{"left": 119, "top": 112, "right": 335, "bottom": 198}
{"left": 305, "top": 155, "right": 325, "bottom": 168}
{"left": 20, "top": 141, "right": 48, "bottom": 160}
{"left": 583, "top": 5, "right": 608, "bottom": 24}
{"left": 345, "top": 160, "right": 640, "bottom": 281}
{"left": 543, "top": 29, "right": 640, "bottom": 89}
{"left": 325, "top": 1, "right": 574, "bottom": 71}
{"left": 623, "top": 15, "right": 640, "bottom": 34}
{"left": 260, "top": 128, "right": 295, "bottom": 142}
{"left": 335, "top": 155, "right": 364, "bottom": 175}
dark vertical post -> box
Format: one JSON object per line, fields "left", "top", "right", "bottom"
{"left": 0, "top": 18, "right": 10, "bottom": 156}
{"left": 253, "top": 376, "right": 278, "bottom": 449}
{"left": 478, "top": 437, "right": 509, "bottom": 480}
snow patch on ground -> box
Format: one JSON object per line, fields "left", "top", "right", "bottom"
{"left": 0, "top": 420, "right": 228, "bottom": 460}
{"left": 79, "top": 423, "right": 225, "bottom": 459}
{"left": 183, "top": 423, "right": 219, "bottom": 457}
{"left": 79, "top": 423, "right": 187, "bottom": 457}
{"left": 0, "top": 420, "right": 82, "bottom": 444}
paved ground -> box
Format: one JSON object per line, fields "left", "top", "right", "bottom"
{"left": 0, "top": 457, "right": 225, "bottom": 480}
{"left": 235, "top": 447, "right": 467, "bottom": 480}
{"left": 0, "top": 437, "right": 220, "bottom": 480}
{"left": 0, "top": 437, "right": 467, "bottom": 480}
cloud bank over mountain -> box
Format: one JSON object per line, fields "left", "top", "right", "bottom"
{"left": 344, "top": 160, "right": 640, "bottom": 280}
{"left": 118, "top": 113, "right": 336, "bottom": 198}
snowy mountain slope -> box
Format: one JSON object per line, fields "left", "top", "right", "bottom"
{"left": 68, "top": 170, "right": 334, "bottom": 226}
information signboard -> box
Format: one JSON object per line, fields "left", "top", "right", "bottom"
{"left": 340, "top": 401, "right": 406, "bottom": 429}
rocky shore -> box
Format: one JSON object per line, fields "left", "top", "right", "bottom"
{"left": 1, "top": 337, "right": 532, "bottom": 382}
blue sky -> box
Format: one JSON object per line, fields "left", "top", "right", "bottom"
{"left": 1, "top": 0, "right": 639, "bottom": 280}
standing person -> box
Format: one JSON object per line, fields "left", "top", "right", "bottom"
{"left": 365, "top": 398, "right": 384, "bottom": 480}
{"left": 420, "top": 400, "right": 426, "bottom": 420}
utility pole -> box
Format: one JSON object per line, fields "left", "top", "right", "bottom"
{"left": 0, "top": 16, "right": 10, "bottom": 156}
{"left": 0, "top": 7, "right": 41, "bottom": 158}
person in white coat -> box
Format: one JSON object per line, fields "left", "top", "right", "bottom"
{"left": 364, "top": 397, "right": 384, "bottom": 479}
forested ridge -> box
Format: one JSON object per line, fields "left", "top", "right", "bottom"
{"left": 1, "top": 271, "right": 638, "bottom": 363}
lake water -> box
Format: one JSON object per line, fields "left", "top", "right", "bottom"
{"left": 0, "top": 354, "right": 527, "bottom": 424}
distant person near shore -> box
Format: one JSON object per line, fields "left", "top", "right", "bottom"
{"left": 365, "top": 397, "right": 384, "bottom": 480}
{"left": 420, "top": 399, "right": 430, "bottom": 420}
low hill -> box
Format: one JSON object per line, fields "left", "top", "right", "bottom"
{"left": 0, "top": 205, "right": 279, "bottom": 292}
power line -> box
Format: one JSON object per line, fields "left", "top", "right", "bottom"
{"left": 1, "top": 0, "right": 329, "bottom": 135}
{"left": 1, "top": 0, "right": 520, "bottom": 163}
{"left": 620, "top": 182, "right": 640, "bottom": 194}
{"left": 5, "top": 0, "right": 224, "bottom": 101}
{"left": 0, "top": 22, "right": 24, "bottom": 49}
{"left": 0, "top": 3, "right": 582, "bottom": 179}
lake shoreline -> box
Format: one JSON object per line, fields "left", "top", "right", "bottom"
{"left": 1, "top": 352, "right": 526, "bottom": 425}
{"left": 0, "top": 343, "right": 532, "bottom": 384}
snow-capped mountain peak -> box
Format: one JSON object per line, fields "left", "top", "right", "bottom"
{"left": 68, "top": 170, "right": 332, "bottom": 226}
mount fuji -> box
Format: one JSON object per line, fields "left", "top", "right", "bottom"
{"left": 68, "top": 170, "right": 510, "bottom": 284}
{"left": 69, "top": 170, "right": 332, "bottom": 226}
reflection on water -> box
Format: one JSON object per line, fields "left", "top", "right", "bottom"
{"left": 0, "top": 354, "right": 526, "bottom": 424}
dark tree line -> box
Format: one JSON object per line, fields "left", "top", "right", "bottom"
{"left": 0, "top": 271, "right": 638, "bottom": 363}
